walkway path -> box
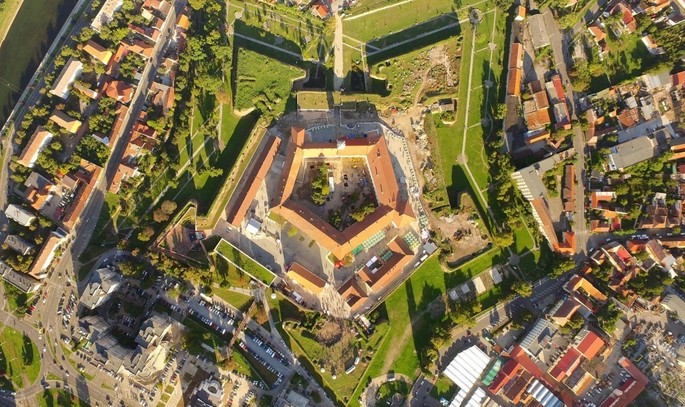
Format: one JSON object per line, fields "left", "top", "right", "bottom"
{"left": 458, "top": 10, "right": 500, "bottom": 230}
{"left": 333, "top": 14, "right": 344, "bottom": 90}
{"left": 343, "top": 0, "right": 413, "bottom": 21}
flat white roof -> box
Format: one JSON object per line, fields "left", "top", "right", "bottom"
{"left": 443, "top": 345, "right": 491, "bottom": 407}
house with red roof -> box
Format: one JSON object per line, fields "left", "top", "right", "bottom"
{"left": 311, "top": 1, "right": 329, "bottom": 19}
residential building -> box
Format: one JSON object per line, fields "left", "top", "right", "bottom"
{"left": 83, "top": 40, "right": 113, "bottom": 64}
{"left": 27, "top": 231, "right": 64, "bottom": 280}
{"left": 108, "top": 162, "right": 139, "bottom": 194}
{"left": 91, "top": 0, "right": 124, "bottom": 32}
{"left": 607, "top": 136, "right": 659, "bottom": 171}
{"left": 3, "top": 235, "right": 35, "bottom": 255}
{"left": 641, "top": 35, "right": 666, "bottom": 55}
{"left": 101, "top": 79, "right": 134, "bottom": 104}
{"left": 17, "top": 127, "right": 53, "bottom": 168}
{"left": 337, "top": 275, "right": 368, "bottom": 313}
{"left": 528, "top": 14, "right": 551, "bottom": 48}
{"left": 50, "top": 110, "right": 82, "bottom": 134}
{"left": 5, "top": 203, "right": 36, "bottom": 226}
{"left": 24, "top": 171, "right": 54, "bottom": 211}
{"left": 50, "top": 57, "right": 83, "bottom": 99}
{"left": 61, "top": 159, "right": 103, "bottom": 231}
{"left": 80, "top": 266, "right": 122, "bottom": 309}
{"left": 0, "top": 261, "right": 41, "bottom": 293}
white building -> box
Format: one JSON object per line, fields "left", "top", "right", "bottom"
{"left": 49, "top": 58, "right": 83, "bottom": 100}
{"left": 443, "top": 345, "right": 492, "bottom": 407}
{"left": 4, "top": 204, "right": 36, "bottom": 226}
{"left": 91, "top": 0, "right": 124, "bottom": 32}
{"left": 80, "top": 267, "right": 122, "bottom": 309}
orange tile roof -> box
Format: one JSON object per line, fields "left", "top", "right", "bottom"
{"left": 28, "top": 232, "right": 63, "bottom": 279}
{"left": 358, "top": 237, "right": 413, "bottom": 290}
{"left": 509, "top": 43, "right": 523, "bottom": 69}
{"left": 226, "top": 135, "right": 282, "bottom": 226}
{"left": 531, "top": 198, "right": 559, "bottom": 247}
{"left": 575, "top": 330, "right": 605, "bottom": 359}
{"left": 26, "top": 183, "right": 51, "bottom": 211}
{"left": 106, "top": 44, "right": 128, "bottom": 76}
{"left": 552, "top": 298, "right": 580, "bottom": 325}
{"left": 588, "top": 25, "right": 606, "bottom": 42}
{"left": 507, "top": 68, "right": 522, "bottom": 96}
{"left": 101, "top": 79, "right": 134, "bottom": 104}
{"left": 50, "top": 110, "right": 82, "bottom": 134}
{"left": 18, "top": 127, "right": 53, "bottom": 168}
{"left": 672, "top": 71, "right": 685, "bottom": 87}
{"left": 337, "top": 275, "right": 368, "bottom": 310}
{"left": 488, "top": 359, "right": 521, "bottom": 393}
{"left": 109, "top": 162, "right": 137, "bottom": 194}
{"left": 270, "top": 128, "right": 415, "bottom": 260}
{"left": 176, "top": 13, "right": 190, "bottom": 30}
{"left": 83, "top": 40, "right": 113, "bottom": 64}
{"left": 108, "top": 103, "right": 129, "bottom": 148}
{"left": 286, "top": 262, "right": 326, "bottom": 295}
{"left": 62, "top": 159, "right": 102, "bottom": 231}
{"left": 127, "top": 39, "right": 154, "bottom": 59}
{"left": 525, "top": 108, "right": 551, "bottom": 129}
{"left": 549, "top": 347, "right": 583, "bottom": 382}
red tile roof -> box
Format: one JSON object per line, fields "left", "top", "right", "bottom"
{"left": 575, "top": 330, "right": 605, "bottom": 359}
{"left": 549, "top": 347, "right": 583, "bottom": 381}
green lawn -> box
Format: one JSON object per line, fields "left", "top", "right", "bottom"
{"left": 430, "top": 375, "right": 459, "bottom": 401}
{"left": 0, "top": 325, "right": 41, "bottom": 390}
{"left": 344, "top": 0, "right": 470, "bottom": 43}
{"left": 3, "top": 282, "right": 32, "bottom": 316}
{"left": 182, "top": 317, "right": 228, "bottom": 361}
{"left": 36, "top": 389, "right": 87, "bottom": 407}
{"left": 513, "top": 224, "right": 536, "bottom": 254}
{"left": 213, "top": 287, "right": 253, "bottom": 311}
{"left": 214, "top": 239, "right": 276, "bottom": 285}
{"left": 234, "top": 48, "right": 305, "bottom": 111}
{"left": 444, "top": 246, "right": 506, "bottom": 289}
{"left": 235, "top": 346, "right": 278, "bottom": 387}
{"left": 377, "top": 380, "right": 411, "bottom": 403}
{"left": 228, "top": 0, "right": 329, "bottom": 61}
{"left": 231, "top": 347, "right": 269, "bottom": 386}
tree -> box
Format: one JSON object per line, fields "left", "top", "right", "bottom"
{"left": 310, "top": 165, "right": 330, "bottom": 205}
{"left": 561, "top": 313, "right": 585, "bottom": 334}
{"left": 596, "top": 301, "right": 621, "bottom": 333}
{"left": 76, "top": 135, "right": 110, "bottom": 166}
{"left": 512, "top": 281, "right": 533, "bottom": 298}
{"left": 550, "top": 255, "right": 575, "bottom": 277}
{"left": 492, "top": 231, "right": 514, "bottom": 248}
{"left": 137, "top": 227, "right": 155, "bottom": 242}
{"left": 118, "top": 258, "right": 145, "bottom": 277}
{"left": 153, "top": 200, "right": 177, "bottom": 222}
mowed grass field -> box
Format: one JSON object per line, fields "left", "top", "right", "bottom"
{"left": 0, "top": 326, "right": 40, "bottom": 390}
{"left": 37, "top": 389, "right": 87, "bottom": 407}
{"left": 343, "top": 0, "right": 480, "bottom": 43}
{"left": 227, "top": 0, "right": 330, "bottom": 61}
{"left": 234, "top": 48, "right": 304, "bottom": 111}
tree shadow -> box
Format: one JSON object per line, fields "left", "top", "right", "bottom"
{"left": 366, "top": 14, "right": 462, "bottom": 65}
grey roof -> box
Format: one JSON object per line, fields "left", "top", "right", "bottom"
{"left": 4, "top": 204, "right": 36, "bottom": 226}
{"left": 528, "top": 14, "right": 551, "bottom": 49}
{"left": 135, "top": 314, "right": 171, "bottom": 349}
{"left": 80, "top": 267, "right": 122, "bottom": 309}
{"left": 520, "top": 318, "right": 559, "bottom": 358}
{"left": 79, "top": 315, "right": 111, "bottom": 343}
{"left": 93, "top": 334, "right": 128, "bottom": 370}
{"left": 608, "top": 136, "right": 658, "bottom": 170}
{"left": 3, "top": 235, "right": 35, "bottom": 255}
{"left": 0, "top": 261, "right": 40, "bottom": 293}
{"left": 642, "top": 70, "right": 671, "bottom": 90}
